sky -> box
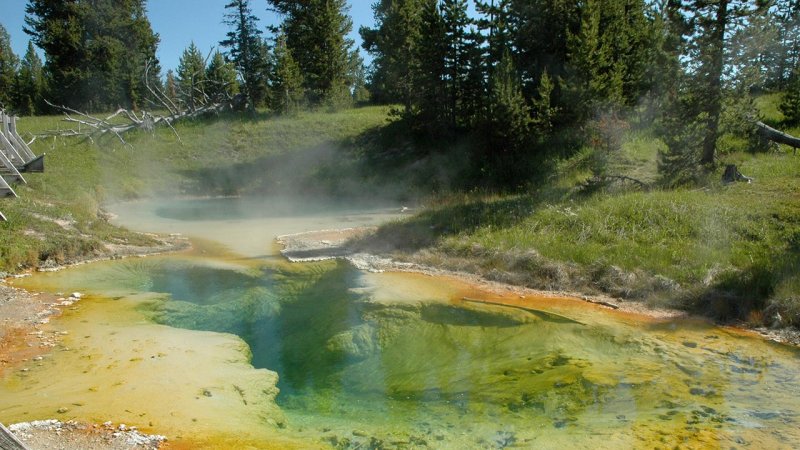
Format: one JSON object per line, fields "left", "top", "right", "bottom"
{"left": 1, "top": 0, "right": 378, "bottom": 72}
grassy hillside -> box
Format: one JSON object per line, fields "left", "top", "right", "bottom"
{"left": 357, "top": 95, "right": 800, "bottom": 327}
{"left": 0, "top": 106, "right": 394, "bottom": 271}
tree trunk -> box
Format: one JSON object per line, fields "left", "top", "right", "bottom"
{"left": 700, "top": 0, "right": 728, "bottom": 165}
{"left": 756, "top": 121, "right": 800, "bottom": 148}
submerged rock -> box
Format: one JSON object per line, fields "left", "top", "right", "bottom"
{"left": 326, "top": 324, "right": 379, "bottom": 359}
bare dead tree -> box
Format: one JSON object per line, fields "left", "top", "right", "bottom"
{"left": 40, "top": 55, "right": 237, "bottom": 146}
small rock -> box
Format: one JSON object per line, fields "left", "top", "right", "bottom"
{"left": 57, "top": 407, "right": 69, "bottom": 414}
{"left": 353, "top": 429, "right": 369, "bottom": 437}
{"left": 70, "top": 292, "right": 82, "bottom": 299}
{"left": 771, "top": 312, "right": 784, "bottom": 329}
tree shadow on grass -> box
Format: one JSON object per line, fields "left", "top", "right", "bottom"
{"left": 350, "top": 195, "right": 541, "bottom": 253}
{"left": 175, "top": 142, "right": 344, "bottom": 197}
{"left": 173, "top": 118, "right": 475, "bottom": 203}
{"left": 684, "top": 234, "right": 800, "bottom": 325}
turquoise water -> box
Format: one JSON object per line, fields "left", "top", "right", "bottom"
{"left": 2, "top": 198, "right": 800, "bottom": 449}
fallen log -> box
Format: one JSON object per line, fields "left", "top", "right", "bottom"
{"left": 42, "top": 100, "right": 227, "bottom": 145}
{"left": 756, "top": 121, "right": 800, "bottom": 149}
{"left": 40, "top": 56, "right": 235, "bottom": 145}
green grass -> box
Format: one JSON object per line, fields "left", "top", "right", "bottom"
{"left": 357, "top": 94, "right": 800, "bottom": 325}
{"left": 755, "top": 92, "right": 785, "bottom": 125}
{"left": 0, "top": 106, "right": 393, "bottom": 271}
{"left": 362, "top": 151, "right": 800, "bottom": 323}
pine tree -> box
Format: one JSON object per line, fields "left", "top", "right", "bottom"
{"left": 414, "top": 0, "right": 449, "bottom": 135}
{"left": 507, "top": 0, "right": 581, "bottom": 106}
{"left": 531, "top": 69, "right": 556, "bottom": 134}
{"left": 460, "top": 27, "right": 487, "bottom": 128}
{"left": 205, "top": 51, "right": 239, "bottom": 103}
{"left": 221, "top": 0, "right": 264, "bottom": 109}
{"left": 0, "top": 24, "right": 19, "bottom": 110}
{"left": 24, "top": 0, "right": 160, "bottom": 111}
{"left": 165, "top": 69, "right": 178, "bottom": 106}
{"left": 250, "top": 38, "right": 272, "bottom": 108}
{"left": 24, "top": 0, "right": 83, "bottom": 109}
{"left": 14, "top": 41, "right": 45, "bottom": 115}
{"left": 360, "top": 0, "right": 425, "bottom": 110}
{"left": 565, "top": 0, "right": 653, "bottom": 119}
{"left": 769, "top": 0, "right": 800, "bottom": 88}
{"left": 117, "top": 0, "right": 160, "bottom": 110}
{"left": 475, "top": 0, "right": 514, "bottom": 68}
{"left": 684, "top": 0, "right": 762, "bottom": 165}
{"left": 441, "top": 0, "right": 471, "bottom": 128}
{"left": 487, "top": 50, "right": 531, "bottom": 150}
{"left": 781, "top": 67, "right": 800, "bottom": 125}
{"left": 483, "top": 49, "right": 532, "bottom": 183}
{"left": 565, "top": 0, "right": 611, "bottom": 115}
{"left": 351, "top": 55, "right": 371, "bottom": 104}
{"left": 270, "top": 33, "right": 304, "bottom": 114}
{"left": 268, "top": 0, "right": 356, "bottom": 106}
{"left": 655, "top": 1, "right": 701, "bottom": 184}
{"left": 176, "top": 42, "right": 207, "bottom": 111}
{"left": 657, "top": 104, "right": 705, "bottom": 186}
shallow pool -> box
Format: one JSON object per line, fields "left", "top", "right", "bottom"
{"left": 2, "top": 198, "right": 799, "bottom": 449}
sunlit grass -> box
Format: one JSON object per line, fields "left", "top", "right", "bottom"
{"left": 363, "top": 94, "right": 800, "bottom": 324}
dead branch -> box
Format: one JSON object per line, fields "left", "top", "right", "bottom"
{"left": 756, "top": 121, "right": 800, "bottom": 151}
{"left": 144, "top": 58, "right": 179, "bottom": 116}
{"left": 41, "top": 55, "right": 236, "bottom": 145}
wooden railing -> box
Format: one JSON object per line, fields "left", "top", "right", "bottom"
{"left": 0, "top": 423, "right": 29, "bottom": 450}
{"left": 0, "top": 110, "right": 46, "bottom": 221}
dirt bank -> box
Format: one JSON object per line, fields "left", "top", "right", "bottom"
{"left": 278, "top": 227, "right": 800, "bottom": 346}
{"left": 278, "top": 228, "right": 685, "bottom": 319}
{"left": 6, "top": 420, "right": 165, "bottom": 450}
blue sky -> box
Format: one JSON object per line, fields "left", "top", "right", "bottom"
{"left": 2, "top": 0, "right": 378, "bottom": 72}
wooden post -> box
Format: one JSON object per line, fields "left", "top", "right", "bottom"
{"left": 0, "top": 148, "right": 26, "bottom": 184}
{"left": 7, "top": 115, "right": 37, "bottom": 161}
{"left": 0, "top": 114, "right": 28, "bottom": 166}
{"left": 0, "top": 173, "right": 18, "bottom": 197}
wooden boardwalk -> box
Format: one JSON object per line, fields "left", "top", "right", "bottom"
{"left": 0, "top": 109, "right": 44, "bottom": 222}
{"left": 0, "top": 423, "right": 29, "bottom": 450}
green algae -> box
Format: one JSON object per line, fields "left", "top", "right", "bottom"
{"left": 13, "top": 254, "right": 800, "bottom": 448}
{"left": 3, "top": 197, "right": 800, "bottom": 448}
